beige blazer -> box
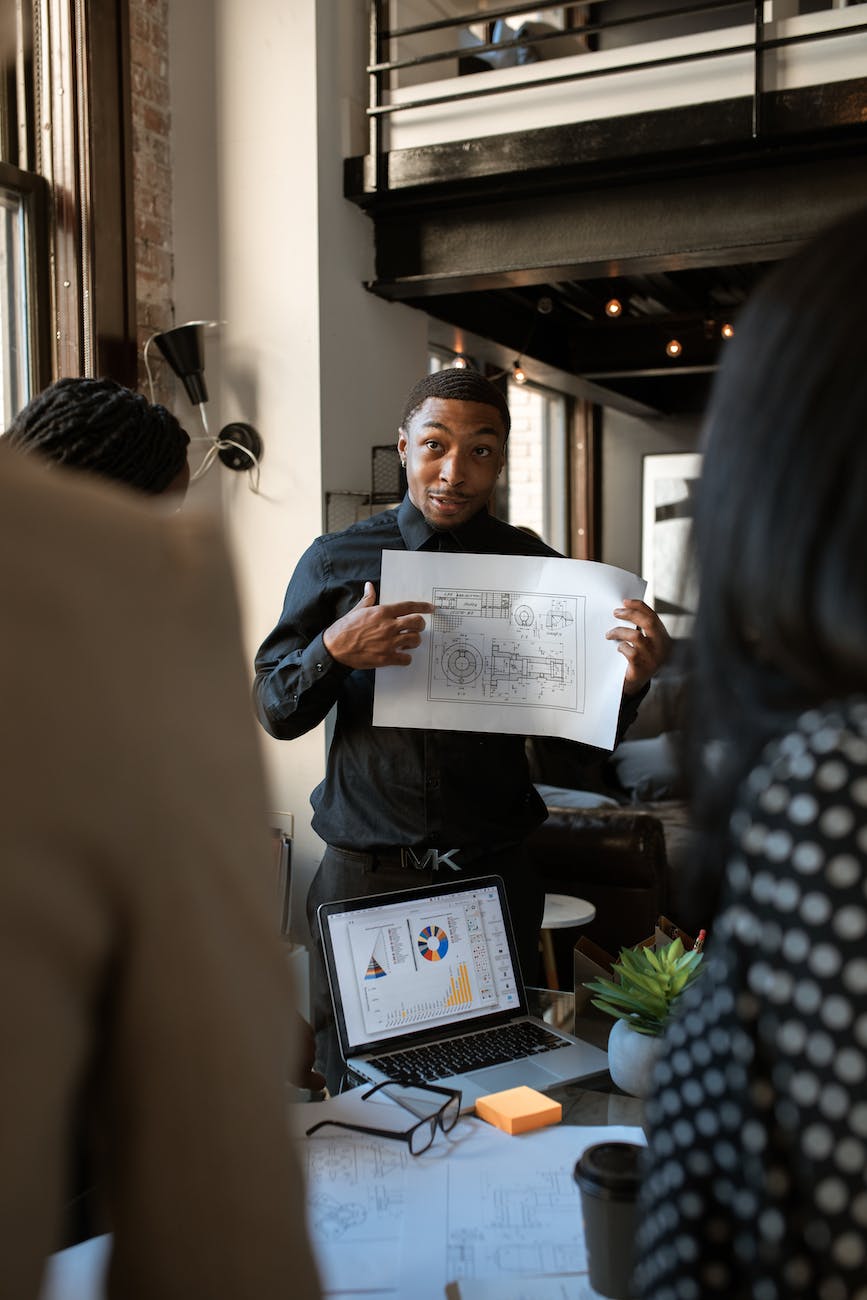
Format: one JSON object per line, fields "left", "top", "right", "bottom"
{"left": 0, "top": 447, "right": 321, "bottom": 1298}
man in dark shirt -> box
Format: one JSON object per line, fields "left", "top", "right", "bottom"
{"left": 254, "top": 369, "right": 670, "bottom": 1070}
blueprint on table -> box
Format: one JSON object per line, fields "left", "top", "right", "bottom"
{"left": 292, "top": 1094, "right": 645, "bottom": 1300}
{"left": 373, "top": 551, "right": 645, "bottom": 749}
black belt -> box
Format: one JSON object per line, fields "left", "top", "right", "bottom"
{"left": 329, "top": 842, "right": 520, "bottom": 874}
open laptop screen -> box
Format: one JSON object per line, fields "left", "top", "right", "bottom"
{"left": 319, "top": 876, "right": 529, "bottom": 1056}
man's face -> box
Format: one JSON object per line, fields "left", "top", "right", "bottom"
{"left": 398, "top": 397, "right": 507, "bottom": 531}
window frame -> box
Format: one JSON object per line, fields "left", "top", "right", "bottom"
{"left": 3, "top": 0, "right": 136, "bottom": 388}
{"left": 505, "top": 374, "right": 571, "bottom": 555}
{"left": 0, "top": 158, "right": 52, "bottom": 418}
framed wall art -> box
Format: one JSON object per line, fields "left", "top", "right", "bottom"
{"left": 641, "top": 452, "right": 702, "bottom": 640}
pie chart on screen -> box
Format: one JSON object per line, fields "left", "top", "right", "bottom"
{"left": 417, "top": 925, "right": 449, "bottom": 961}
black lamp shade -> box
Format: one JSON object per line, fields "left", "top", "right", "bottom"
{"left": 153, "top": 324, "right": 208, "bottom": 406}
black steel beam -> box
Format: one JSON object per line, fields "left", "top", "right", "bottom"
{"left": 369, "top": 151, "right": 867, "bottom": 298}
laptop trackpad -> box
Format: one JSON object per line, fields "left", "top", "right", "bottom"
{"left": 468, "top": 1060, "right": 558, "bottom": 1093}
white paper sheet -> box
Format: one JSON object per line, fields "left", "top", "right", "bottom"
{"left": 415, "top": 1123, "right": 646, "bottom": 1299}
{"left": 373, "top": 552, "right": 645, "bottom": 750}
{"left": 39, "top": 1235, "right": 110, "bottom": 1300}
{"left": 445, "top": 1277, "right": 603, "bottom": 1299}
{"left": 291, "top": 1092, "right": 413, "bottom": 1297}
{"left": 293, "top": 1095, "right": 645, "bottom": 1300}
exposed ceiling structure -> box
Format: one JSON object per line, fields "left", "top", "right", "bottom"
{"left": 408, "top": 260, "right": 777, "bottom": 415}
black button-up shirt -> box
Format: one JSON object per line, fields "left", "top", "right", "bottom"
{"left": 253, "top": 496, "right": 642, "bottom": 852}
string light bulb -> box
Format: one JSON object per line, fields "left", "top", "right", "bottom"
{"left": 605, "top": 298, "right": 622, "bottom": 318}
{"left": 512, "top": 360, "right": 527, "bottom": 385}
{"left": 721, "top": 322, "right": 735, "bottom": 340}
{"left": 666, "top": 338, "right": 682, "bottom": 358}
{"left": 452, "top": 353, "right": 469, "bottom": 368}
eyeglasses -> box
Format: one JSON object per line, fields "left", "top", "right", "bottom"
{"left": 305, "top": 1080, "right": 462, "bottom": 1156}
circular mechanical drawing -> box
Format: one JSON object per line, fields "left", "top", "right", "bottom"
{"left": 514, "top": 605, "right": 534, "bottom": 627}
{"left": 441, "top": 641, "right": 483, "bottom": 685}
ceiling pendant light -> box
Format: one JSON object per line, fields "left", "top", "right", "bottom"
{"left": 665, "top": 338, "right": 682, "bottom": 358}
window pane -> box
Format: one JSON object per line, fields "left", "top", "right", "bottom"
{"left": 0, "top": 185, "right": 31, "bottom": 427}
{"left": 507, "top": 379, "right": 568, "bottom": 553}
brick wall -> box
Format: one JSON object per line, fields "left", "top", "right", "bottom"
{"left": 129, "top": 0, "right": 175, "bottom": 407}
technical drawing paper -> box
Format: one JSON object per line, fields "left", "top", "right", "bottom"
{"left": 293, "top": 1097, "right": 644, "bottom": 1300}
{"left": 373, "top": 552, "right": 645, "bottom": 749}
{"left": 410, "top": 1123, "right": 646, "bottom": 1298}
{"left": 295, "top": 1121, "right": 409, "bottom": 1296}
{"left": 445, "top": 1277, "right": 604, "bottom": 1299}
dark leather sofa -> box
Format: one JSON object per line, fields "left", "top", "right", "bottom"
{"left": 524, "top": 664, "right": 701, "bottom": 986}
{"left": 527, "top": 804, "right": 671, "bottom": 987}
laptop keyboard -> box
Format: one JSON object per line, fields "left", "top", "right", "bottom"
{"left": 368, "top": 1020, "right": 565, "bottom": 1085}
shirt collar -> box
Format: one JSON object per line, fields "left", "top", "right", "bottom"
{"left": 397, "top": 494, "right": 497, "bottom": 552}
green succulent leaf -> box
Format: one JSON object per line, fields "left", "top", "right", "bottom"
{"left": 582, "top": 937, "right": 705, "bottom": 1034}
{"left": 638, "top": 945, "right": 663, "bottom": 973}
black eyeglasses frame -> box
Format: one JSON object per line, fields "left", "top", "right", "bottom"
{"left": 305, "top": 1079, "right": 462, "bottom": 1156}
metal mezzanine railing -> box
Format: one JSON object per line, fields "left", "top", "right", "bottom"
{"left": 365, "top": 0, "right": 867, "bottom": 188}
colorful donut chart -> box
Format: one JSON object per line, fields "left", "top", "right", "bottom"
{"left": 417, "top": 924, "right": 449, "bottom": 961}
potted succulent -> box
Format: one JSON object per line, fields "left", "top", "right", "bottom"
{"left": 583, "top": 937, "right": 705, "bottom": 1097}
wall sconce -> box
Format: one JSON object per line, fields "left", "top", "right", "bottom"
{"left": 145, "top": 321, "right": 263, "bottom": 487}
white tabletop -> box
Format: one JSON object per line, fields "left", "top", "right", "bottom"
{"left": 541, "top": 893, "right": 596, "bottom": 930}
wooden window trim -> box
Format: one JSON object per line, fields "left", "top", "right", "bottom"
{"left": 34, "top": 0, "right": 136, "bottom": 383}
{"left": 570, "top": 399, "right": 596, "bottom": 559}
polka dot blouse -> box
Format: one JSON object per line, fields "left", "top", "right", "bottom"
{"left": 634, "top": 698, "right": 867, "bottom": 1300}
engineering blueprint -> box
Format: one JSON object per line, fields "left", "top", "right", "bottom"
{"left": 373, "top": 550, "right": 646, "bottom": 749}
{"left": 429, "top": 588, "right": 584, "bottom": 713}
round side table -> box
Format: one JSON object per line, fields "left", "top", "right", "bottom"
{"left": 540, "top": 893, "right": 596, "bottom": 990}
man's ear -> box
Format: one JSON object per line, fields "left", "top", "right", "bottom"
{"left": 397, "top": 426, "right": 407, "bottom": 459}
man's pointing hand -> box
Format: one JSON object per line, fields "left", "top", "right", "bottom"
{"left": 323, "top": 582, "right": 434, "bottom": 669}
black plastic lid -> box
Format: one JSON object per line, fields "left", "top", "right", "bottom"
{"left": 574, "top": 1141, "right": 644, "bottom": 1198}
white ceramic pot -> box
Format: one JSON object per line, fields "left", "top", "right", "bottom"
{"left": 607, "top": 1018, "right": 663, "bottom": 1097}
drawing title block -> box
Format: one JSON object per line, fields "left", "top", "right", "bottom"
{"left": 475, "top": 1085, "right": 562, "bottom": 1135}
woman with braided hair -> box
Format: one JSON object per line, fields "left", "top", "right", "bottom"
{"left": 3, "top": 376, "right": 190, "bottom": 497}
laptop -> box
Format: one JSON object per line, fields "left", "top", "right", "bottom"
{"left": 318, "top": 874, "right": 609, "bottom": 1111}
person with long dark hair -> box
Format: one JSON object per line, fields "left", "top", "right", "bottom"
{"left": 633, "top": 206, "right": 867, "bottom": 1298}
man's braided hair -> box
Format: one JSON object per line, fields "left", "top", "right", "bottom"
{"left": 3, "top": 377, "right": 190, "bottom": 494}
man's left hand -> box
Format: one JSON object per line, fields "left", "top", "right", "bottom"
{"left": 606, "top": 598, "right": 672, "bottom": 696}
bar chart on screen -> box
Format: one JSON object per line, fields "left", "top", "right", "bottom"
{"left": 444, "top": 961, "right": 472, "bottom": 1009}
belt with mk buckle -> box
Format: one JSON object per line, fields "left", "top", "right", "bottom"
{"left": 331, "top": 842, "right": 519, "bottom": 874}
{"left": 398, "top": 845, "right": 462, "bottom": 873}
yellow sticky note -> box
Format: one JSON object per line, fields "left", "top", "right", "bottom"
{"left": 474, "top": 1085, "right": 562, "bottom": 1135}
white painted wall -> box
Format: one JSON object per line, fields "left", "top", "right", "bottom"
{"left": 169, "top": 0, "right": 427, "bottom": 939}
{"left": 601, "top": 409, "right": 700, "bottom": 577}
{"left": 316, "top": 3, "right": 429, "bottom": 499}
